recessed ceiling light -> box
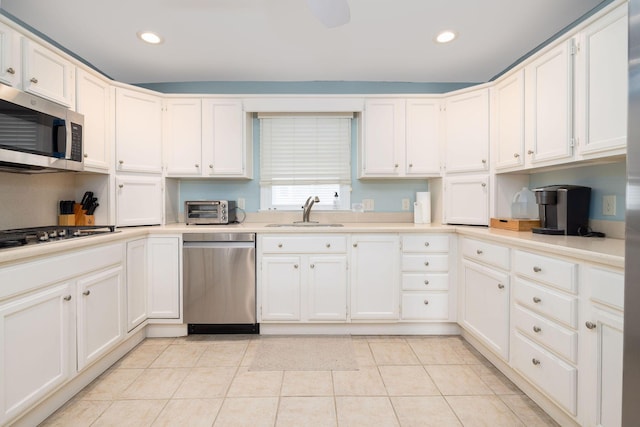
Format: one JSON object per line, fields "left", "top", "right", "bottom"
{"left": 137, "top": 31, "right": 163, "bottom": 45}
{"left": 435, "top": 30, "right": 457, "bottom": 44}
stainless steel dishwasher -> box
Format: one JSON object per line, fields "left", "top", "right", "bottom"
{"left": 183, "top": 233, "right": 258, "bottom": 334}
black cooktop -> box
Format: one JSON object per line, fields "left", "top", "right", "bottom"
{"left": 0, "top": 225, "right": 117, "bottom": 250}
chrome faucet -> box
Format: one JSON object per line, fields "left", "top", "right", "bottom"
{"left": 302, "top": 196, "right": 320, "bottom": 222}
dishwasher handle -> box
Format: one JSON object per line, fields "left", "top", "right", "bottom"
{"left": 183, "top": 241, "right": 255, "bottom": 249}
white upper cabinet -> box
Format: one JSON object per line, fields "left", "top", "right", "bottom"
{"left": 492, "top": 70, "right": 525, "bottom": 171}
{"left": 0, "top": 21, "right": 21, "bottom": 87}
{"left": 115, "top": 87, "right": 163, "bottom": 173}
{"left": 116, "top": 175, "right": 163, "bottom": 226}
{"left": 164, "top": 98, "right": 202, "bottom": 176}
{"left": 201, "top": 99, "right": 251, "bottom": 178}
{"left": 575, "top": 3, "right": 627, "bottom": 159}
{"left": 21, "top": 39, "right": 74, "bottom": 107}
{"left": 524, "top": 39, "right": 575, "bottom": 167}
{"left": 361, "top": 98, "right": 441, "bottom": 178}
{"left": 75, "top": 69, "right": 111, "bottom": 172}
{"left": 444, "top": 175, "right": 489, "bottom": 225}
{"left": 444, "top": 88, "right": 489, "bottom": 174}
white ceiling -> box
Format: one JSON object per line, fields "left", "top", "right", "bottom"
{"left": 1, "top": 0, "right": 605, "bottom": 85}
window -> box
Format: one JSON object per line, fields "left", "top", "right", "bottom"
{"left": 259, "top": 113, "right": 352, "bottom": 211}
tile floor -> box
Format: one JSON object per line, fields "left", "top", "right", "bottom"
{"left": 40, "top": 335, "right": 559, "bottom": 426}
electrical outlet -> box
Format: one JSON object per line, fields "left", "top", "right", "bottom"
{"left": 237, "top": 198, "right": 245, "bottom": 210}
{"left": 401, "top": 198, "right": 410, "bottom": 211}
{"left": 603, "top": 195, "right": 616, "bottom": 216}
{"left": 362, "top": 199, "right": 374, "bottom": 211}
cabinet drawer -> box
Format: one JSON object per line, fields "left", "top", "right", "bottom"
{"left": 401, "top": 293, "right": 449, "bottom": 320}
{"left": 585, "top": 266, "right": 624, "bottom": 310}
{"left": 514, "top": 250, "right": 577, "bottom": 293}
{"left": 514, "top": 278, "right": 577, "bottom": 328}
{"left": 513, "top": 304, "right": 578, "bottom": 363}
{"left": 512, "top": 332, "right": 577, "bottom": 415}
{"left": 402, "top": 254, "right": 449, "bottom": 272}
{"left": 261, "top": 235, "right": 347, "bottom": 253}
{"left": 461, "top": 238, "right": 510, "bottom": 270}
{"left": 402, "top": 234, "right": 449, "bottom": 252}
{"left": 402, "top": 273, "right": 449, "bottom": 291}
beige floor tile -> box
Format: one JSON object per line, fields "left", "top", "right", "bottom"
{"left": 196, "top": 341, "right": 249, "bottom": 367}
{"left": 500, "top": 395, "right": 560, "bottom": 426}
{"left": 448, "top": 338, "right": 492, "bottom": 365}
{"left": 391, "top": 396, "right": 462, "bottom": 427}
{"left": 335, "top": 396, "right": 399, "bottom": 426}
{"left": 92, "top": 399, "right": 167, "bottom": 427}
{"left": 240, "top": 339, "right": 260, "bottom": 366}
{"left": 214, "top": 397, "right": 278, "bottom": 427}
{"left": 276, "top": 396, "right": 337, "bottom": 427}
{"left": 425, "top": 365, "right": 493, "bottom": 396}
{"left": 332, "top": 367, "right": 386, "bottom": 396}
{"left": 365, "top": 335, "right": 407, "bottom": 343}
{"left": 406, "top": 337, "right": 466, "bottom": 365}
{"left": 173, "top": 367, "right": 237, "bottom": 398}
{"left": 78, "top": 368, "right": 144, "bottom": 401}
{"left": 226, "top": 367, "right": 283, "bottom": 397}
{"left": 471, "top": 364, "right": 523, "bottom": 395}
{"left": 120, "top": 368, "right": 190, "bottom": 399}
{"left": 446, "top": 395, "right": 524, "bottom": 427}
{"left": 152, "top": 398, "right": 223, "bottom": 427}
{"left": 369, "top": 341, "right": 420, "bottom": 365}
{"left": 39, "top": 400, "right": 111, "bottom": 426}
{"left": 352, "top": 340, "right": 376, "bottom": 366}
{"left": 281, "top": 371, "right": 334, "bottom": 396}
{"left": 140, "top": 337, "right": 175, "bottom": 347}
{"left": 115, "top": 344, "right": 166, "bottom": 369}
{"left": 149, "top": 343, "right": 207, "bottom": 368}
{"left": 379, "top": 365, "right": 440, "bottom": 396}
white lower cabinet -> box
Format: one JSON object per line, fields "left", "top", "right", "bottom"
{"left": 261, "top": 256, "right": 302, "bottom": 321}
{"left": 0, "top": 283, "right": 75, "bottom": 425}
{"left": 307, "top": 256, "right": 348, "bottom": 321}
{"left": 126, "top": 238, "right": 147, "bottom": 331}
{"left": 350, "top": 234, "right": 400, "bottom": 320}
{"left": 147, "top": 236, "right": 181, "bottom": 319}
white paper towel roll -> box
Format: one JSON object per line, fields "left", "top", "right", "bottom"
{"left": 415, "top": 192, "right": 431, "bottom": 224}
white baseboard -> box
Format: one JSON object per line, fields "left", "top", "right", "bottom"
{"left": 259, "top": 322, "right": 461, "bottom": 335}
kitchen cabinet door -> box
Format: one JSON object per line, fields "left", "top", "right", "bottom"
{"left": 126, "top": 238, "right": 147, "bottom": 331}
{"left": 147, "top": 236, "right": 181, "bottom": 319}
{"left": 307, "top": 255, "right": 348, "bottom": 321}
{"left": 115, "top": 87, "right": 163, "bottom": 173}
{"left": 575, "top": 4, "right": 627, "bottom": 159}
{"left": 21, "top": 39, "right": 74, "bottom": 107}
{"left": 405, "top": 99, "right": 441, "bottom": 176}
{"left": 525, "top": 39, "right": 575, "bottom": 166}
{"left": 164, "top": 98, "right": 202, "bottom": 176}
{"left": 0, "top": 21, "right": 21, "bottom": 87}
{"left": 461, "top": 260, "right": 509, "bottom": 360}
{"left": 202, "top": 99, "right": 250, "bottom": 177}
{"left": 76, "top": 69, "right": 111, "bottom": 172}
{"left": 350, "top": 234, "right": 400, "bottom": 320}
{"left": 76, "top": 266, "right": 124, "bottom": 371}
{"left": 0, "top": 283, "right": 74, "bottom": 425}
{"left": 444, "top": 175, "right": 489, "bottom": 225}
{"left": 444, "top": 88, "right": 489, "bottom": 173}
{"left": 116, "top": 175, "right": 163, "bottom": 226}
{"left": 361, "top": 98, "right": 405, "bottom": 177}
{"left": 260, "top": 256, "right": 301, "bottom": 321}
{"left": 493, "top": 70, "right": 525, "bottom": 171}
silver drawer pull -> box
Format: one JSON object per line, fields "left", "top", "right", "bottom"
{"left": 424, "top": 261, "right": 429, "bottom": 266}
{"left": 532, "top": 358, "right": 541, "bottom": 366}
{"left": 326, "top": 243, "right": 331, "bottom": 248}
{"left": 195, "top": 164, "right": 199, "bottom": 168}
{"left": 513, "top": 153, "right": 520, "bottom": 158}
{"left": 533, "top": 326, "right": 541, "bottom": 333}
{"left": 310, "top": 264, "right": 315, "bottom": 269}
{"left": 497, "top": 283, "right": 504, "bottom": 289}
{"left": 585, "top": 321, "right": 597, "bottom": 330}
{"left": 83, "top": 290, "right": 91, "bottom": 296}
{"left": 533, "top": 266, "right": 542, "bottom": 273}
{"left": 424, "top": 242, "right": 430, "bottom": 247}
{"left": 294, "top": 264, "right": 298, "bottom": 269}
{"left": 118, "top": 184, "right": 124, "bottom": 189}
{"left": 533, "top": 297, "right": 541, "bottom": 304}
{"left": 476, "top": 249, "right": 483, "bottom": 255}
{"left": 424, "top": 280, "right": 429, "bottom": 285}
{"left": 63, "top": 295, "right": 72, "bottom": 301}
{"left": 528, "top": 150, "right": 534, "bottom": 155}
{"left": 6, "top": 67, "right": 15, "bottom": 75}
{"left": 423, "top": 299, "right": 429, "bottom": 305}
{"left": 353, "top": 243, "right": 358, "bottom": 248}
{"left": 30, "top": 77, "right": 38, "bottom": 84}
{"left": 278, "top": 243, "right": 283, "bottom": 248}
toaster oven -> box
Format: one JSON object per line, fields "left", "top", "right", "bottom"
{"left": 185, "top": 201, "right": 237, "bottom": 225}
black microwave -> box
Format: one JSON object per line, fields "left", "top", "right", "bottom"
{"left": 0, "top": 83, "right": 83, "bottom": 173}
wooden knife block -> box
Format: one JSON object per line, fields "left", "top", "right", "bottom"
{"left": 73, "top": 203, "right": 95, "bottom": 226}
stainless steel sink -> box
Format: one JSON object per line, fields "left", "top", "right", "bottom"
{"left": 265, "top": 222, "right": 344, "bottom": 227}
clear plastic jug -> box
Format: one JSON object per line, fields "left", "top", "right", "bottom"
{"left": 511, "top": 187, "right": 538, "bottom": 219}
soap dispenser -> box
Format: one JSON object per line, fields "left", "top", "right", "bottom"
{"left": 333, "top": 191, "right": 340, "bottom": 210}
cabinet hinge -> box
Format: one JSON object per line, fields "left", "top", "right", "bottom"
{"left": 570, "top": 138, "right": 576, "bottom": 147}
{"left": 570, "top": 43, "right": 578, "bottom": 56}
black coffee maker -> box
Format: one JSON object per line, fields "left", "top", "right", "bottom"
{"left": 532, "top": 185, "right": 591, "bottom": 235}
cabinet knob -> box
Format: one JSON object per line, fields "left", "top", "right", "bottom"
{"left": 514, "top": 153, "right": 520, "bottom": 158}
{"left": 294, "top": 264, "right": 298, "bottom": 269}
{"left": 481, "top": 159, "right": 487, "bottom": 164}
{"left": 394, "top": 164, "right": 399, "bottom": 168}
{"left": 585, "top": 321, "right": 597, "bottom": 330}
{"left": 533, "top": 297, "right": 541, "bottom": 304}
{"left": 424, "top": 261, "right": 429, "bottom": 266}
{"left": 278, "top": 243, "right": 283, "bottom": 248}
{"left": 84, "top": 153, "right": 88, "bottom": 158}
{"left": 532, "top": 358, "right": 541, "bottom": 366}
{"left": 481, "top": 183, "right": 487, "bottom": 187}
{"left": 528, "top": 150, "right": 534, "bottom": 155}
{"left": 353, "top": 243, "right": 358, "bottom": 248}
{"left": 497, "top": 283, "right": 505, "bottom": 289}
{"left": 30, "top": 77, "right": 38, "bottom": 84}
{"left": 533, "top": 326, "right": 541, "bottom": 333}
{"left": 83, "top": 290, "right": 91, "bottom": 296}
{"left": 476, "top": 249, "right": 483, "bottom": 255}
{"left": 423, "top": 299, "right": 429, "bottom": 305}
{"left": 424, "top": 280, "right": 429, "bottom": 285}
{"left": 409, "top": 163, "right": 413, "bottom": 167}
{"left": 310, "top": 264, "right": 315, "bottom": 269}
{"left": 326, "top": 243, "right": 331, "bottom": 248}
{"left": 118, "top": 184, "right": 124, "bottom": 189}
{"left": 6, "top": 67, "right": 15, "bottom": 75}
{"left": 533, "top": 266, "right": 542, "bottom": 273}
{"left": 424, "top": 242, "right": 430, "bottom": 247}
{"left": 195, "top": 164, "right": 199, "bottom": 168}
{"left": 119, "top": 160, "right": 124, "bottom": 164}
{"left": 209, "top": 164, "right": 214, "bottom": 169}
{"left": 63, "top": 295, "right": 72, "bottom": 301}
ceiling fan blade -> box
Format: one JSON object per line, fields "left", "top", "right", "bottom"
{"left": 306, "top": 0, "right": 350, "bottom": 28}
